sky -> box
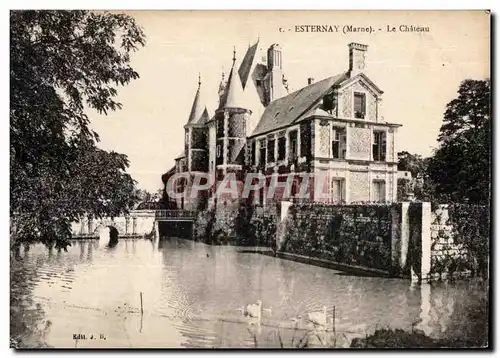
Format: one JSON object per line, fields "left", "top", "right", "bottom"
{"left": 88, "top": 10, "right": 490, "bottom": 192}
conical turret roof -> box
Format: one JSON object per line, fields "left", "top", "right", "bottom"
{"left": 220, "top": 60, "right": 246, "bottom": 110}
{"left": 186, "top": 76, "right": 209, "bottom": 126}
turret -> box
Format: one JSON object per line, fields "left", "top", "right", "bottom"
{"left": 214, "top": 48, "right": 252, "bottom": 178}
{"left": 185, "top": 75, "right": 209, "bottom": 173}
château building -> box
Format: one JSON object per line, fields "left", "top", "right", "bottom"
{"left": 161, "top": 41, "right": 402, "bottom": 210}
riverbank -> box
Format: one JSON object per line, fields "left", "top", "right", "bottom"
{"left": 269, "top": 251, "right": 393, "bottom": 278}
{"left": 350, "top": 328, "right": 488, "bottom": 348}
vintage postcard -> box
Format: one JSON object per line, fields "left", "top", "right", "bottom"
{"left": 10, "top": 10, "right": 490, "bottom": 349}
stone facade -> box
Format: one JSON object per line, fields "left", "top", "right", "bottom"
{"left": 164, "top": 42, "right": 401, "bottom": 209}
{"left": 341, "top": 89, "right": 352, "bottom": 118}
{"left": 428, "top": 205, "right": 474, "bottom": 280}
{"left": 280, "top": 203, "right": 393, "bottom": 271}
{"left": 348, "top": 126, "right": 371, "bottom": 161}
{"left": 349, "top": 171, "right": 370, "bottom": 203}
{"left": 268, "top": 201, "right": 488, "bottom": 281}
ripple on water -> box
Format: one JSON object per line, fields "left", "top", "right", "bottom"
{"left": 10, "top": 238, "right": 489, "bottom": 348}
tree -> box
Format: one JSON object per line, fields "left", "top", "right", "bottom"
{"left": 10, "top": 10, "right": 146, "bottom": 249}
{"left": 427, "top": 79, "right": 491, "bottom": 203}
{"left": 397, "top": 152, "right": 437, "bottom": 201}
{"left": 397, "top": 151, "right": 425, "bottom": 178}
{"left": 134, "top": 188, "right": 152, "bottom": 203}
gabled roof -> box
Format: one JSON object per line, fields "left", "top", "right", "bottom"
{"left": 220, "top": 63, "right": 247, "bottom": 110}
{"left": 343, "top": 72, "right": 384, "bottom": 96}
{"left": 238, "top": 40, "right": 259, "bottom": 89}
{"left": 186, "top": 82, "right": 210, "bottom": 126}
{"left": 250, "top": 72, "right": 348, "bottom": 137}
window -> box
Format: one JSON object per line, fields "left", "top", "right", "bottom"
{"left": 259, "top": 139, "right": 266, "bottom": 166}
{"left": 250, "top": 141, "right": 256, "bottom": 165}
{"left": 288, "top": 130, "right": 298, "bottom": 161}
{"left": 323, "top": 92, "right": 336, "bottom": 113}
{"left": 300, "top": 122, "right": 311, "bottom": 157}
{"left": 354, "top": 92, "right": 366, "bottom": 119}
{"left": 216, "top": 145, "right": 221, "bottom": 158}
{"left": 332, "top": 127, "right": 347, "bottom": 159}
{"left": 256, "top": 79, "right": 262, "bottom": 87}
{"left": 331, "top": 179, "right": 345, "bottom": 203}
{"left": 373, "top": 180, "right": 386, "bottom": 202}
{"left": 373, "top": 131, "right": 387, "bottom": 161}
{"left": 216, "top": 117, "right": 225, "bottom": 138}
{"left": 267, "top": 138, "right": 275, "bottom": 163}
{"left": 277, "top": 136, "right": 286, "bottom": 161}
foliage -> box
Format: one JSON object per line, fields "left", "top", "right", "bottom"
{"left": 133, "top": 188, "right": 163, "bottom": 207}
{"left": 428, "top": 203, "right": 489, "bottom": 280}
{"left": 426, "top": 79, "right": 491, "bottom": 204}
{"left": 397, "top": 152, "right": 437, "bottom": 201}
{"left": 397, "top": 151, "right": 426, "bottom": 178}
{"left": 248, "top": 212, "right": 277, "bottom": 247}
{"left": 446, "top": 204, "right": 490, "bottom": 277}
{"left": 10, "top": 10, "right": 146, "bottom": 249}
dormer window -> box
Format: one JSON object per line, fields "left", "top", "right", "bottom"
{"left": 354, "top": 92, "right": 366, "bottom": 119}
{"left": 323, "top": 92, "right": 335, "bottom": 113}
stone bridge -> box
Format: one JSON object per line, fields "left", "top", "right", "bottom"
{"left": 71, "top": 210, "right": 156, "bottom": 238}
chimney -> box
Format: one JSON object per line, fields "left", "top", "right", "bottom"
{"left": 308, "top": 77, "right": 315, "bottom": 85}
{"left": 348, "top": 43, "right": 368, "bottom": 77}
{"left": 267, "top": 44, "right": 282, "bottom": 70}
{"left": 266, "top": 44, "right": 285, "bottom": 103}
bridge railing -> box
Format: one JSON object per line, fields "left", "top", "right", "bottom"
{"left": 155, "top": 210, "right": 197, "bottom": 220}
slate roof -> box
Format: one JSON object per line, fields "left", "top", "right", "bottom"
{"left": 186, "top": 84, "right": 210, "bottom": 126}
{"left": 250, "top": 72, "right": 348, "bottom": 137}
{"left": 238, "top": 41, "right": 259, "bottom": 89}
{"left": 220, "top": 63, "right": 246, "bottom": 109}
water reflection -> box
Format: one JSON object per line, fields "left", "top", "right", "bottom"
{"left": 10, "top": 238, "right": 488, "bottom": 348}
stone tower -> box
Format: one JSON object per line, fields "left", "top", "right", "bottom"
{"left": 185, "top": 75, "right": 210, "bottom": 173}
{"left": 214, "top": 50, "right": 252, "bottom": 195}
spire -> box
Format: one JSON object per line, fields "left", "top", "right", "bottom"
{"left": 217, "top": 68, "right": 226, "bottom": 108}
{"left": 186, "top": 76, "right": 208, "bottom": 125}
{"left": 220, "top": 59, "right": 246, "bottom": 109}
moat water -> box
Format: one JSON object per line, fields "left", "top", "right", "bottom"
{"left": 11, "top": 235, "right": 488, "bottom": 348}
